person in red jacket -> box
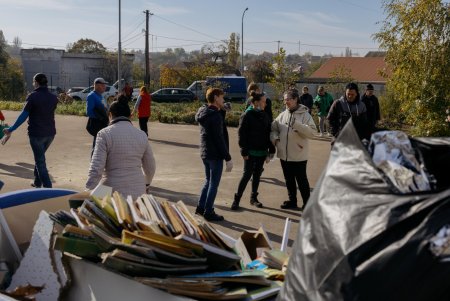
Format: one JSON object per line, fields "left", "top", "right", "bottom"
{"left": 132, "top": 86, "right": 151, "bottom": 136}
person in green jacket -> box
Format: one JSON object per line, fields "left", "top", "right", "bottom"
{"left": 313, "top": 86, "right": 334, "bottom": 137}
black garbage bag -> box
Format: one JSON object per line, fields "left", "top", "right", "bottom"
{"left": 278, "top": 120, "right": 450, "bottom": 301}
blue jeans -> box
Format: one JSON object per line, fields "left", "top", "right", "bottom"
{"left": 198, "top": 159, "right": 223, "bottom": 214}
{"left": 29, "top": 135, "right": 54, "bottom": 188}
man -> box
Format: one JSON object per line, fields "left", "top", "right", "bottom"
{"left": 328, "top": 82, "right": 370, "bottom": 143}
{"left": 86, "top": 77, "right": 108, "bottom": 156}
{"left": 195, "top": 88, "right": 233, "bottom": 221}
{"left": 3, "top": 73, "right": 58, "bottom": 188}
{"left": 313, "top": 86, "right": 334, "bottom": 136}
{"left": 299, "top": 86, "right": 313, "bottom": 114}
{"left": 86, "top": 98, "right": 156, "bottom": 199}
{"left": 361, "top": 83, "right": 381, "bottom": 133}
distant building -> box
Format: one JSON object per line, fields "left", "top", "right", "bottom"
{"left": 21, "top": 48, "right": 134, "bottom": 91}
{"left": 299, "top": 56, "right": 389, "bottom": 96}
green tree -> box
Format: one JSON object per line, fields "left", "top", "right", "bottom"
{"left": 67, "top": 38, "right": 107, "bottom": 54}
{"left": 374, "top": 0, "right": 450, "bottom": 136}
{"left": 326, "top": 64, "right": 355, "bottom": 99}
{"left": 247, "top": 60, "right": 274, "bottom": 83}
{"left": 270, "top": 48, "right": 298, "bottom": 100}
{"left": 0, "top": 30, "right": 9, "bottom": 65}
{"left": 227, "top": 33, "right": 240, "bottom": 68}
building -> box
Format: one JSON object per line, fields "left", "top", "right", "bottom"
{"left": 301, "top": 56, "right": 389, "bottom": 97}
{"left": 21, "top": 48, "right": 134, "bottom": 92}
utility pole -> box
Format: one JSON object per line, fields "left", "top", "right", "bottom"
{"left": 118, "top": 0, "right": 122, "bottom": 92}
{"left": 298, "top": 40, "right": 301, "bottom": 56}
{"left": 277, "top": 40, "right": 281, "bottom": 53}
{"left": 241, "top": 7, "right": 248, "bottom": 75}
{"left": 144, "top": 10, "right": 152, "bottom": 87}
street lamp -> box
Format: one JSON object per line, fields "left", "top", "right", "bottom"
{"left": 241, "top": 7, "right": 248, "bottom": 75}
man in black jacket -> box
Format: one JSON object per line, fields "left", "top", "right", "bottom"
{"left": 328, "top": 82, "right": 370, "bottom": 144}
{"left": 361, "top": 83, "right": 381, "bottom": 133}
{"left": 195, "top": 88, "right": 233, "bottom": 221}
{"left": 299, "top": 86, "right": 313, "bottom": 114}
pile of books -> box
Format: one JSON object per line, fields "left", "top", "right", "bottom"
{"left": 51, "top": 193, "right": 282, "bottom": 299}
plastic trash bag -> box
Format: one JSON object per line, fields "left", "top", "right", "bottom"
{"left": 278, "top": 120, "right": 450, "bottom": 301}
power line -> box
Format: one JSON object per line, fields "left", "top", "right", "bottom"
{"left": 152, "top": 14, "right": 222, "bottom": 41}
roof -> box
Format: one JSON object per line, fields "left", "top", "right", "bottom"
{"left": 309, "top": 57, "right": 388, "bottom": 84}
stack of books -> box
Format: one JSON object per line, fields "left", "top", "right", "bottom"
{"left": 52, "top": 192, "right": 241, "bottom": 277}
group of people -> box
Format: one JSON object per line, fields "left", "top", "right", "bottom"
{"left": 194, "top": 83, "right": 319, "bottom": 221}
{"left": 1, "top": 72, "right": 381, "bottom": 224}
{"left": 299, "top": 83, "right": 380, "bottom": 139}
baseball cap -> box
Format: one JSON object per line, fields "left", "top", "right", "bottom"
{"left": 94, "top": 77, "right": 108, "bottom": 84}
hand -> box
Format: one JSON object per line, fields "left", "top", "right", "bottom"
{"left": 2, "top": 128, "right": 11, "bottom": 136}
{"left": 242, "top": 156, "right": 249, "bottom": 160}
{"left": 265, "top": 156, "right": 270, "bottom": 164}
{"left": 225, "top": 160, "right": 233, "bottom": 172}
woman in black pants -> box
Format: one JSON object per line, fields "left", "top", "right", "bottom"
{"left": 231, "top": 91, "right": 275, "bottom": 210}
{"left": 270, "top": 88, "right": 317, "bottom": 210}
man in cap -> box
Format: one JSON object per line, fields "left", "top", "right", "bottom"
{"left": 86, "top": 77, "right": 109, "bottom": 156}
{"left": 361, "top": 83, "right": 381, "bottom": 133}
{"left": 2, "top": 73, "right": 58, "bottom": 188}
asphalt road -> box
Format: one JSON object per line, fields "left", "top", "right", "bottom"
{"left": 0, "top": 110, "right": 331, "bottom": 249}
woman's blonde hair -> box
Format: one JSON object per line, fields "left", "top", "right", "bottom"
{"left": 140, "top": 86, "right": 148, "bottom": 94}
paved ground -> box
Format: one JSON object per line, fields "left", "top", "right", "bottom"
{"left": 0, "top": 110, "right": 331, "bottom": 249}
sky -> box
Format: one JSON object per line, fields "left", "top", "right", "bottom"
{"left": 0, "top": 0, "right": 385, "bottom": 57}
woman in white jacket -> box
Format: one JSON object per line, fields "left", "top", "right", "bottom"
{"left": 271, "top": 88, "right": 317, "bottom": 210}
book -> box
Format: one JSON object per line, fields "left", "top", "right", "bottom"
{"left": 176, "top": 234, "right": 241, "bottom": 271}
{"left": 53, "top": 235, "right": 101, "bottom": 258}
{"left": 111, "top": 191, "right": 133, "bottom": 230}
{"left": 101, "top": 253, "right": 208, "bottom": 277}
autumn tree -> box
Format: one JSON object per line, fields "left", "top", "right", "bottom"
{"left": 0, "top": 30, "right": 25, "bottom": 99}
{"left": 67, "top": 38, "right": 107, "bottom": 54}
{"left": 326, "top": 64, "right": 355, "bottom": 99}
{"left": 375, "top": 0, "right": 450, "bottom": 136}
{"left": 270, "top": 48, "right": 298, "bottom": 100}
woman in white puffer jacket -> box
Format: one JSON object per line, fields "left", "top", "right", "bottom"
{"left": 270, "top": 88, "right": 317, "bottom": 210}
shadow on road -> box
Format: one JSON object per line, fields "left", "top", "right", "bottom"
{"left": 0, "top": 162, "right": 34, "bottom": 179}
{"left": 150, "top": 138, "right": 198, "bottom": 150}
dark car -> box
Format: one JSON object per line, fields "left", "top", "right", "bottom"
{"left": 151, "top": 88, "right": 196, "bottom": 102}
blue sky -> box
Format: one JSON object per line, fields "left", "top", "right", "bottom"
{"left": 0, "top": 0, "right": 384, "bottom": 56}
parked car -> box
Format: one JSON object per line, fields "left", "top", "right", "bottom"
{"left": 66, "top": 87, "right": 86, "bottom": 94}
{"left": 151, "top": 88, "right": 196, "bottom": 102}
{"left": 48, "top": 86, "right": 64, "bottom": 96}
{"left": 68, "top": 85, "right": 118, "bottom": 102}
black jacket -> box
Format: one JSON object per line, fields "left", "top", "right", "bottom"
{"left": 238, "top": 108, "right": 275, "bottom": 157}
{"left": 328, "top": 96, "right": 370, "bottom": 140}
{"left": 195, "top": 104, "right": 231, "bottom": 161}
{"left": 361, "top": 94, "right": 381, "bottom": 130}
{"left": 300, "top": 93, "right": 313, "bottom": 113}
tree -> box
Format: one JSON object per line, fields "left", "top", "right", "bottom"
{"left": 374, "top": 0, "right": 450, "bottom": 136}
{"left": 270, "top": 48, "right": 298, "bottom": 100}
{"left": 325, "top": 64, "right": 355, "bottom": 99}
{"left": 67, "top": 38, "right": 107, "bottom": 54}
{"left": 0, "top": 30, "right": 8, "bottom": 66}
{"left": 247, "top": 60, "right": 274, "bottom": 83}
{"left": 227, "top": 33, "right": 240, "bottom": 68}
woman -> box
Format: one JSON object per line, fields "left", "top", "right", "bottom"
{"left": 86, "top": 99, "right": 156, "bottom": 199}
{"left": 271, "top": 88, "right": 317, "bottom": 210}
{"left": 232, "top": 91, "right": 275, "bottom": 210}
{"left": 132, "top": 86, "right": 151, "bottom": 136}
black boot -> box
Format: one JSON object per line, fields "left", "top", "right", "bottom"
{"left": 250, "top": 192, "right": 263, "bottom": 208}
{"left": 195, "top": 206, "right": 205, "bottom": 216}
{"left": 281, "top": 200, "right": 298, "bottom": 209}
{"left": 231, "top": 193, "right": 241, "bottom": 210}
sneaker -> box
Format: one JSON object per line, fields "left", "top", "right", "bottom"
{"left": 195, "top": 206, "right": 205, "bottom": 216}
{"left": 30, "top": 182, "right": 41, "bottom": 188}
{"left": 250, "top": 199, "right": 263, "bottom": 208}
{"left": 327, "top": 132, "right": 333, "bottom": 137}
{"left": 319, "top": 133, "right": 324, "bottom": 137}
{"left": 280, "top": 200, "right": 298, "bottom": 209}
{"left": 203, "top": 210, "right": 224, "bottom": 221}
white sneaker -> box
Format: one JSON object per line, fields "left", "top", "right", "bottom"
{"left": 327, "top": 132, "right": 332, "bottom": 137}
{"left": 319, "top": 133, "right": 324, "bottom": 137}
